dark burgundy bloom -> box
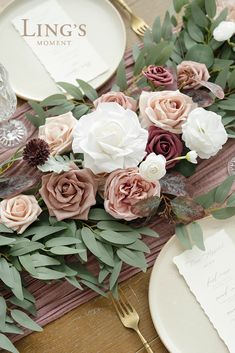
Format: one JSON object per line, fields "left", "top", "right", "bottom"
{"left": 146, "top": 126, "right": 183, "bottom": 169}
{"left": 23, "top": 138, "right": 50, "bottom": 167}
{"left": 143, "top": 65, "right": 176, "bottom": 90}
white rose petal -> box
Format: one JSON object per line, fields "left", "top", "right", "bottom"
{"left": 139, "top": 153, "right": 166, "bottom": 182}
{"left": 182, "top": 108, "right": 228, "bottom": 159}
{"left": 72, "top": 103, "right": 148, "bottom": 174}
{"left": 186, "top": 151, "right": 198, "bottom": 164}
{"left": 213, "top": 21, "right": 235, "bottom": 42}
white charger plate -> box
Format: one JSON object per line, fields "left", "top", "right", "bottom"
{"left": 149, "top": 216, "right": 235, "bottom": 353}
{"left": 0, "top": 0, "right": 126, "bottom": 101}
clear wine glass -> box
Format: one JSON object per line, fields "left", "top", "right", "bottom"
{"left": 0, "top": 63, "right": 26, "bottom": 148}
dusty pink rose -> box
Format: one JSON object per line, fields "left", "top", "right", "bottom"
{"left": 177, "top": 61, "right": 210, "bottom": 90}
{"left": 104, "top": 167, "right": 160, "bottom": 221}
{"left": 139, "top": 90, "right": 197, "bottom": 134}
{"left": 93, "top": 91, "right": 137, "bottom": 111}
{"left": 39, "top": 167, "right": 98, "bottom": 221}
{"left": 146, "top": 126, "right": 183, "bottom": 169}
{"left": 216, "top": 0, "right": 235, "bottom": 21}
{"left": 0, "top": 195, "right": 42, "bottom": 234}
{"left": 38, "top": 112, "right": 77, "bottom": 155}
{"left": 143, "top": 65, "right": 176, "bottom": 90}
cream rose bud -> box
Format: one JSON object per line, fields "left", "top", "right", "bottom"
{"left": 38, "top": 112, "right": 77, "bottom": 155}
{"left": 182, "top": 108, "right": 228, "bottom": 159}
{"left": 213, "top": 21, "right": 235, "bottom": 42}
{"left": 139, "top": 153, "right": 166, "bottom": 182}
{"left": 0, "top": 195, "right": 42, "bottom": 234}
{"left": 72, "top": 102, "right": 148, "bottom": 174}
{"left": 139, "top": 90, "right": 197, "bottom": 134}
{"left": 186, "top": 151, "right": 198, "bottom": 164}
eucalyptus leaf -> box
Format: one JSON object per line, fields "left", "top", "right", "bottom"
{"left": 0, "top": 235, "right": 16, "bottom": 246}
{"left": 57, "top": 82, "right": 83, "bottom": 100}
{"left": 212, "top": 207, "right": 235, "bottom": 219}
{"left": 66, "top": 276, "right": 83, "bottom": 290}
{"left": 40, "top": 94, "right": 67, "bottom": 107}
{"left": 19, "top": 254, "right": 37, "bottom": 276}
{"left": 189, "top": 222, "right": 205, "bottom": 251}
{"left": 45, "top": 237, "right": 81, "bottom": 247}
{"left": 214, "top": 176, "right": 235, "bottom": 204}
{"left": 50, "top": 246, "right": 85, "bottom": 255}
{"left": 136, "top": 227, "right": 159, "bottom": 237}
{"left": 116, "top": 59, "right": 128, "bottom": 91}
{"left": 99, "top": 230, "right": 137, "bottom": 245}
{"left": 72, "top": 104, "right": 90, "bottom": 119}
{"left": 0, "top": 297, "right": 6, "bottom": 330}
{"left": 0, "top": 258, "right": 14, "bottom": 288}
{"left": 185, "top": 44, "right": 214, "bottom": 68}
{"left": 10, "top": 242, "right": 44, "bottom": 256}
{"left": 117, "top": 248, "right": 147, "bottom": 270}
{"left": 76, "top": 79, "right": 98, "bottom": 101}
{"left": 30, "top": 253, "right": 60, "bottom": 267}
{"left": 0, "top": 333, "right": 19, "bottom": 353}
{"left": 97, "top": 221, "right": 135, "bottom": 232}
{"left": 205, "top": 0, "right": 216, "bottom": 18}
{"left": 88, "top": 208, "right": 115, "bottom": 221}
{"left": 110, "top": 260, "right": 122, "bottom": 290}
{"left": 33, "top": 267, "right": 66, "bottom": 280}
{"left": 46, "top": 102, "right": 75, "bottom": 116}
{"left": 9, "top": 297, "right": 36, "bottom": 317}
{"left": 10, "top": 267, "right": 24, "bottom": 301}
{"left": 11, "top": 309, "right": 42, "bottom": 332}
{"left": 80, "top": 280, "right": 107, "bottom": 297}
{"left": 175, "top": 224, "right": 192, "bottom": 249}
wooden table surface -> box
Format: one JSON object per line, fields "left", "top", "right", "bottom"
{"left": 0, "top": 0, "right": 172, "bottom": 352}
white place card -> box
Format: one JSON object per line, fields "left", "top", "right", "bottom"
{"left": 12, "top": 0, "right": 109, "bottom": 84}
{"left": 174, "top": 230, "right": 235, "bottom": 353}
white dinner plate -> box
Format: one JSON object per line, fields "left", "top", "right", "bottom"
{"left": 149, "top": 215, "right": 235, "bottom": 353}
{"left": 0, "top": 0, "right": 126, "bottom": 101}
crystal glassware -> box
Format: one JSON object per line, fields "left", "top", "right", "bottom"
{"left": 0, "top": 63, "right": 26, "bottom": 148}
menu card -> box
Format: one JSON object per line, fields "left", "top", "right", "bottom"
{"left": 12, "top": 0, "right": 109, "bottom": 84}
{"left": 174, "top": 230, "right": 235, "bottom": 353}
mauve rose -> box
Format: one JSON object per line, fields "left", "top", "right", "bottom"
{"left": 0, "top": 195, "right": 42, "bottom": 234}
{"left": 93, "top": 91, "right": 137, "bottom": 111}
{"left": 177, "top": 61, "right": 210, "bottom": 90}
{"left": 146, "top": 126, "right": 183, "bottom": 169}
{"left": 39, "top": 166, "right": 98, "bottom": 221}
{"left": 143, "top": 65, "right": 176, "bottom": 90}
{"left": 104, "top": 167, "right": 160, "bottom": 221}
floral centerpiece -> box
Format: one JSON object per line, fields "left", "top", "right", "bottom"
{"left": 1, "top": 0, "right": 235, "bottom": 351}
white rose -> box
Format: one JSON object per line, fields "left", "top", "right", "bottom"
{"left": 139, "top": 153, "right": 166, "bottom": 182}
{"left": 213, "top": 21, "right": 235, "bottom": 42}
{"left": 182, "top": 108, "right": 228, "bottom": 159}
{"left": 72, "top": 103, "right": 148, "bottom": 174}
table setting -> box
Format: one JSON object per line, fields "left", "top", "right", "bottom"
{"left": 1, "top": 0, "right": 235, "bottom": 352}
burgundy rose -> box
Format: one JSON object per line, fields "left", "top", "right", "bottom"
{"left": 143, "top": 65, "right": 176, "bottom": 90}
{"left": 146, "top": 126, "right": 183, "bottom": 169}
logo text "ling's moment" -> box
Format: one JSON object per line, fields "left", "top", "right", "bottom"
{"left": 22, "top": 19, "right": 87, "bottom": 46}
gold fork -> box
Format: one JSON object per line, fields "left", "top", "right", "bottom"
{"left": 113, "top": 0, "right": 150, "bottom": 36}
{"left": 111, "top": 290, "right": 154, "bottom": 353}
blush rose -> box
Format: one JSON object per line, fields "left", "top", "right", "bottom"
{"left": 38, "top": 112, "right": 77, "bottom": 155}
{"left": 0, "top": 195, "right": 42, "bottom": 234}
{"left": 139, "top": 90, "right": 197, "bottom": 133}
